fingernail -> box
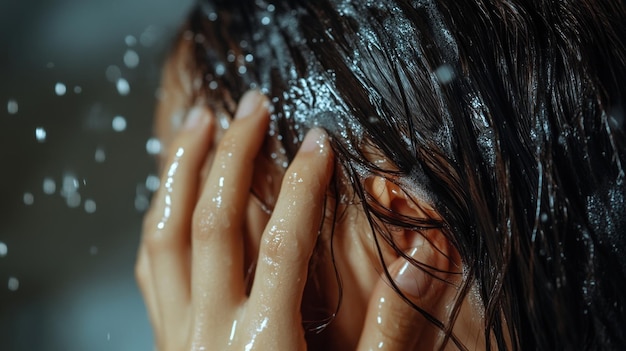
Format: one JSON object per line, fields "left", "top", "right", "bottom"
{"left": 183, "top": 107, "right": 207, "bottom": 130}
{"left": 235, "top": 90, "right": 265, "bottom": 119}
{"left": 394, "top": 245, "right": 431, "bottom": 298}
{"left": 300, "top": 128, "right": 326, "bottom": 153}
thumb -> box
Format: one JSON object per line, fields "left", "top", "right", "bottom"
{"left": 356, "top": 238, "right": 454, "bottom": 351}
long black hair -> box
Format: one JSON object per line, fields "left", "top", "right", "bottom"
{"left": 180, "top": 0, "right": 626, "bottom": 349}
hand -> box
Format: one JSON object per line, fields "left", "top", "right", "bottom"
{"left": 136, "top": 90, "right": 457, "bottom": 350}
{"left": 136, "top": 90, "right": 334, "bottom": 350}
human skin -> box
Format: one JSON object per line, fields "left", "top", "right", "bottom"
{"left": 135, "top": 40, "right": 486, "bottom": 350}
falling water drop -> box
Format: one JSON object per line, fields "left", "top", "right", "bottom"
{"left": 125, "top": 35, "right": 137, "bottom": 47}
{"left": 23, "top": 192, "right": 34, "bottom": 205}
{"left": 124, "top": 50, "right": 140, "bottom": 69}
{"left": 55, "top": 82, "right": 67, "bottom": 96}
{"left": 105, "top": 65, "right": 122, "bottom": 82}
{"left": 43, "top": 177, "right": 56, "bottom": 195}
{"left": 215, "top": 63, "right": 226, "bottom": 76}
{"left": 8, "top": 277, "right": 19, "bottom": 291}
{"left": 84, "top": 199, "right": 97, "bottom": 214}
{"left": 74, "top": 86, "right": 82, "bottom": 94}
{"left": 7, "top": 99, "right": 18, "bottom": 114}
{"left": 116, "top": 78, "right": 130, "bottom": 96}
{"left": 0, "top": 242, "right": 7, "bottom": 257}
{"left": 95, "top": 147, "right": 106, "bottom": 163}
{"left": 146, "top": 137, "right": 162, "bottom": 155}
{"left": 112, "top": 116, "right": 127, "bottom": 132}
{"left": 140, "top": 25, "right": 159, "bottom": 47}
{"left": 145, "top": 174, "right": 160, "bottom": 192}
{"left": 66, "top": 193, "right": 81, "bottom": 208}
{"left": 434, "top": 64, "right": 455, "bottom": 84}
{"left": 35, "top": 127, "right": 47, "bottom": 142}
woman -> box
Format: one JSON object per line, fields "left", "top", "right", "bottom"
{"left": 136, "top": 0, "right": 626, "bottom": 349}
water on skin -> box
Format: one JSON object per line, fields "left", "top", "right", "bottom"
{"left": 157, "top": 147, "right": 184, "bottom": 230}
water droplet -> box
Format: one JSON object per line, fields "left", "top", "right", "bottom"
{"left": 43, "top": 177, "right": 56, "bottom": 195}
{"left": 125, "top": 35, "right": 137, "bottom": 47}
{"left": 112, "top": 115, "right": 127, "bottom": 132}
{"left": 146, "top": 137, "right": 162, "bottom": 155}
{"left": 84, "top": 199, "right": 97, "bottom": 213}
{"left": 116, "top": 78, "right": 130, "bottom": 96}
{"left": 66, "top": 192, "right": 81, "bottom": 208}
{"left": 140, "top": 25, "right": 159, "bottom": 47}
{"left": 8, "top": 277, "right": 19, "bottom": 291}
{"left": 23, "top": 192, "right": 34, "bottom": 205}
{"left": 90, "top": 246, "right": 99, "bottom": 255}
{"left": 434, "top": 64, "right": 455, "bottom": 84}
{"left": 238, "top": 65, "right": 247, "bottom": 75}
{"left": 35, "top": 127, "right": 47, "bottom": 142}
{"left": 208, "top": 12, "right": 218, "bottom": 21}
{"left": 0, "top": 242, "right": 7, "bottom": 257}
{"left": 145, "top": 174, "right": 160, "bottom": 192}
{"left": 105, "top": 65, "right": 122, "bottom": 82}
{"left": 261, "top": 16, "right": 271, "bottom": 25}
{"left": 245, "top": 54, "right": 254, "bottom": 63}
{"left": 135, "top": 194, "right": 149, "bottom": 212}
{"left": 215, "top": 63, "right": 226, "bottom": 76}
{"left": 227, "top": 52, "right": 236, "bottom": 63}
{"left": 61, "top": 174, "right": 80, "bottom": 196}
{"left": 46, "top": 62, "right": 55, "bottom": 69}
{"left": 95, "top": 147, "right": 106, "bottom": 163}
{"left": 267, "top": 4, "right": 276, "bottom": 12}
{"left": 54, "top": 82, "right": 67, "bottom": 96}
{"left": 124, "top": 50, "right": 140, "bottom": 69}
{"left": 74, "top": 86, "right": 82, "bottom": 94}
{"left": 7, "top": 99, "right": 18, "bottom": 114}
{"left": 194, "top": 33, "right": 205, "bottom": 43}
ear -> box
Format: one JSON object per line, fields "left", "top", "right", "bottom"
{"left": 365, "top": 176, "right": 454, "bottom": 267}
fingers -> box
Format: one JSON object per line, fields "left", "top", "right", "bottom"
{"left": 357, "top": 238, "right": 455, "bottom": 351}
{"left": 138, "top": 107, "right": 214, "bottom": 332}
{"left": 249, "top": 128, "right": 334, "bottom": 324}
{"left": 191, "top": 91, "right": 270, "bottom": 311}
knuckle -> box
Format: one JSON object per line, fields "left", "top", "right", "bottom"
{"left": 144, "top": 230, "right": 175, "bottom": 254}
{"left": 261, "top": 225, "right": 305, "bottom": 263}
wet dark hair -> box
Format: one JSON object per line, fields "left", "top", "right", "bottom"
{"left": 180, "top": 0, "right": 626, "bottom": 350}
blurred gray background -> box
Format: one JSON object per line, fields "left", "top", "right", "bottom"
{"left": 0, "top": 0, "right": 194, "bottom": 349}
